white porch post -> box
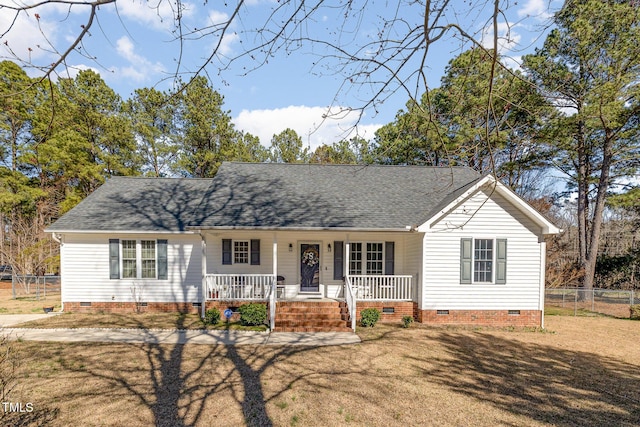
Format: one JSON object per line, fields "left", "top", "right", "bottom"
{"left": 201, "top": 232, "right": 207, "bottom": 319}
{"left": 271, "top": 235, "right": 277, "bottom": 330}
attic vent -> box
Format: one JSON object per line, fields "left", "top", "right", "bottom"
{"left": 436, "top": 310, "right": 449, "bottom": 315}
{"left": 508, "top": 310, "right": 521, "bottom": 315}
{"left": 79, "top": 302, "right": 91, "bottom": 307}
{"left": 382, "top": 307, "right": 395, "bottom": 314}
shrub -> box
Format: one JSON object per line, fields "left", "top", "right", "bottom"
{"left": 631, "top": 305, "right": 640, "bottom": 320}
{"left": 360, "top": 308, "right": 381, "bottom": 327}
{"left": 402, "top": 315, "right": 414, "bottom": 328}
{"left": 204, "top": 308, "right": 221, "bottom": 325}
{"left": 238, "top": 303, "right": 267, "bottom": 326}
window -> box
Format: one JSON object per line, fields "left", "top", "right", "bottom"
{"left": 366, "top": 243, "right": 383, "bottom": 275}
{"left": 108, "top": 239, "right": 167, "bottom": 280}
{"left": 122, "top": 240, "right": 137, "bottom": 279}
{"left": 349, "top": 242, "right": 390, "bottom": 275}
{"left": 222, "top": 239, "right": 260, "bottom": 265}
{"left": 473, "top": 239, "right": 493, "bottom": 283}
{"left": 460, "top": 238, "right": 507, "bottom": 285}
{"left": 141, "top": 240, "right": 157, "bottom": 279}
{"left": 233, "top": 240, "right": 249, "bottom": 264}
{"left": 349, "top": 243, "right": 363, "bottom": 274}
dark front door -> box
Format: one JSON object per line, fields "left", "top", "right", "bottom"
{"left": 300, "top": 243, "right": 320, "bottom": 292}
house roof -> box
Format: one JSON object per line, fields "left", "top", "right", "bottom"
{"left": 46, "top": 177, "right": 215, "bottom": 232}
{"left": 46, "top": 162, "right": 483, "bottom": 233}
{"left": 48, "top": 162, "right": 558, "bottom": 234}
{"left": 192, "top": 162, "right": 483, "bottom": 230}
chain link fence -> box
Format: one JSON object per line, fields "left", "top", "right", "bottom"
{"left": 11, "top": 275, "right": 61, "bottom": 300}
{"left": 545, "top": 288, "right": 639, "bottom": 318}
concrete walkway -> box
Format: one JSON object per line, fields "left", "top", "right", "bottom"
{"left": 0, "top": 315, "right": 361, "bottom": 346}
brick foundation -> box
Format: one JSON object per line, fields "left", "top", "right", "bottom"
{"left": 63, "top": 301, "right": 541, "bottom": 328}
{"left": 417, "top": 307, "right": 542, "bottom": 327}
{"left": 63, "top": 301, "right": 202, "bottom": 314}
{"left": 356, "top": 301, "right": 415, "bottom": 323}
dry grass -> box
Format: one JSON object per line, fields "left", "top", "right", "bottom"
{"left": 2, "top": 315, "right": 639, "bottom": 426}
{"left": 0, "top": 289, "right": 61, "bottom": 315}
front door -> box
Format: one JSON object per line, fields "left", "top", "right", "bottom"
{"left": 300, "top": 243, "right": 320, "bottom": 292}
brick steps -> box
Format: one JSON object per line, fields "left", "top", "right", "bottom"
{"left": 274, "top": 301, "right": 353, "bottom": 333}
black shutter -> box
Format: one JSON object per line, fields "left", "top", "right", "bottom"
{"left": 157, "top": 239, "right": 168, "bottom": 280}
{"left": 334, "top": 241, "right": 344, "bottom": 280}
{"left": 385, "top": 241, "right": 395, "bottom": 275}
{"left": 250, "top": 239, "right": 260, "bottom": 265}
{"left": 109, "top": 239, "right": 120, "bottom": 279}
{"left": 222, "top": 239, "right": 232, "bottom": 265}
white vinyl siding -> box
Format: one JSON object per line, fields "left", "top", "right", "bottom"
{"left": 60, "top": 234, "right": 201, "bottom": 303}
{"left": 422, "top": 188, "right": 545, "bottom": 311}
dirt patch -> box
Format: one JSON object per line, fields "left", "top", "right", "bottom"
{"left": 2, "top": 315, "right": 639, "bottom": 426}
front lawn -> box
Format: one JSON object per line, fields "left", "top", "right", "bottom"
{"left": 2, "top": 316, "right": 639, "bottom": 426}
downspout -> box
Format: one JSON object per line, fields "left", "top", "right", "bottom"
{"left": 539, "top": 239, "right": 547, "bottom": 329}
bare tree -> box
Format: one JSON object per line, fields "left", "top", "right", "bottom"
{"left": 1, "top": 0, "right": 553, "bottom": 129}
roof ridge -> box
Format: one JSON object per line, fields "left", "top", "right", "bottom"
{"left": 222, "top": 161, "right": 475, "bottom": 170}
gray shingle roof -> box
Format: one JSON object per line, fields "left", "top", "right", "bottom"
{"left": 47, "top": 162, "right": 481, "bottom": 232}
{"left": 47, "top": 177, "right": 215, "bottom": 232}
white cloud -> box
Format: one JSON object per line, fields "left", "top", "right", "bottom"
{"left": 481, "top": 22, "right": 522, "bottom": 54}
{"left": 115, "top": 0, "right": 194, "bottom": 31}
{"left": 517, "top": 0, "right": 553, "bottom": 20}
{"left": 203, "top": 10, "right": 240, "bottom": 56}
{"left": 113, "top": 36, "right": 165, "bottom": 82}
{"left": 233, "top": 105, "right": 382, "bottom": 152}
{"left": 0, "top": 10, "right": 58, "bottom": 62}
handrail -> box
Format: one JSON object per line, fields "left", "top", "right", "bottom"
{"left": 344, "top": 275, "right": 356, "bottom": 331}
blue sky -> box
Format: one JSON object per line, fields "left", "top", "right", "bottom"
{"left": 1, "top": 0, "right": 560, "bottom": 151}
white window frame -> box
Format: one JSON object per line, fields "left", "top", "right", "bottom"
{"left": 121, "top": 240, "right": 158, "bottom": 279}
{"left": 233, "top": 240, "right": 249, "bottom": 264}
{"left": 349, "top": 241, "right": 385, "bottom": 275}
{"left": 472, "top": 238, "right": 494, "bottom": 284}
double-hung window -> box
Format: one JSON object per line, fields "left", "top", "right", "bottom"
{"left": 473, "top": 239, "right": 493, "bottom": 283}
{"left": 109, "top": 239, "right": 167, "bottom": 280}
{"left": 349, "top": 242, "right": 386, "bottom": 275}
{"left": 460, "top": 238, "right": 507, "bottom": 284}
{"left": 233, "top": 241, "right": 249, "bottom": 264}
{"left": 222, "top": 239, "right": 261, "bottom": 265}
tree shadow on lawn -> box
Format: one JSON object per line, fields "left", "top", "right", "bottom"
{"left": 50, "top": 325, "right": 359, "bottom": 426}
{"left": 411, "top": 329, "right": 640, "bottom": 426}
{"left": 31, "top": 324, "right": 640, "bottom": 426}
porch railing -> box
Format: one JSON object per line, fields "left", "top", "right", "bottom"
{"left": 348, "top": 275, "right": 413, "bottom": 300}
{"left": 206, "top": 274, "right": 274, "bottom": 300}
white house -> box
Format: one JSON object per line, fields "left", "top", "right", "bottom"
{"left": 46, "top": 162, "right": 560, "bottom": 331}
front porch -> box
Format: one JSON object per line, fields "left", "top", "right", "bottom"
{"left": 204, "top": 273, "right": 415, "bottom": 331}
